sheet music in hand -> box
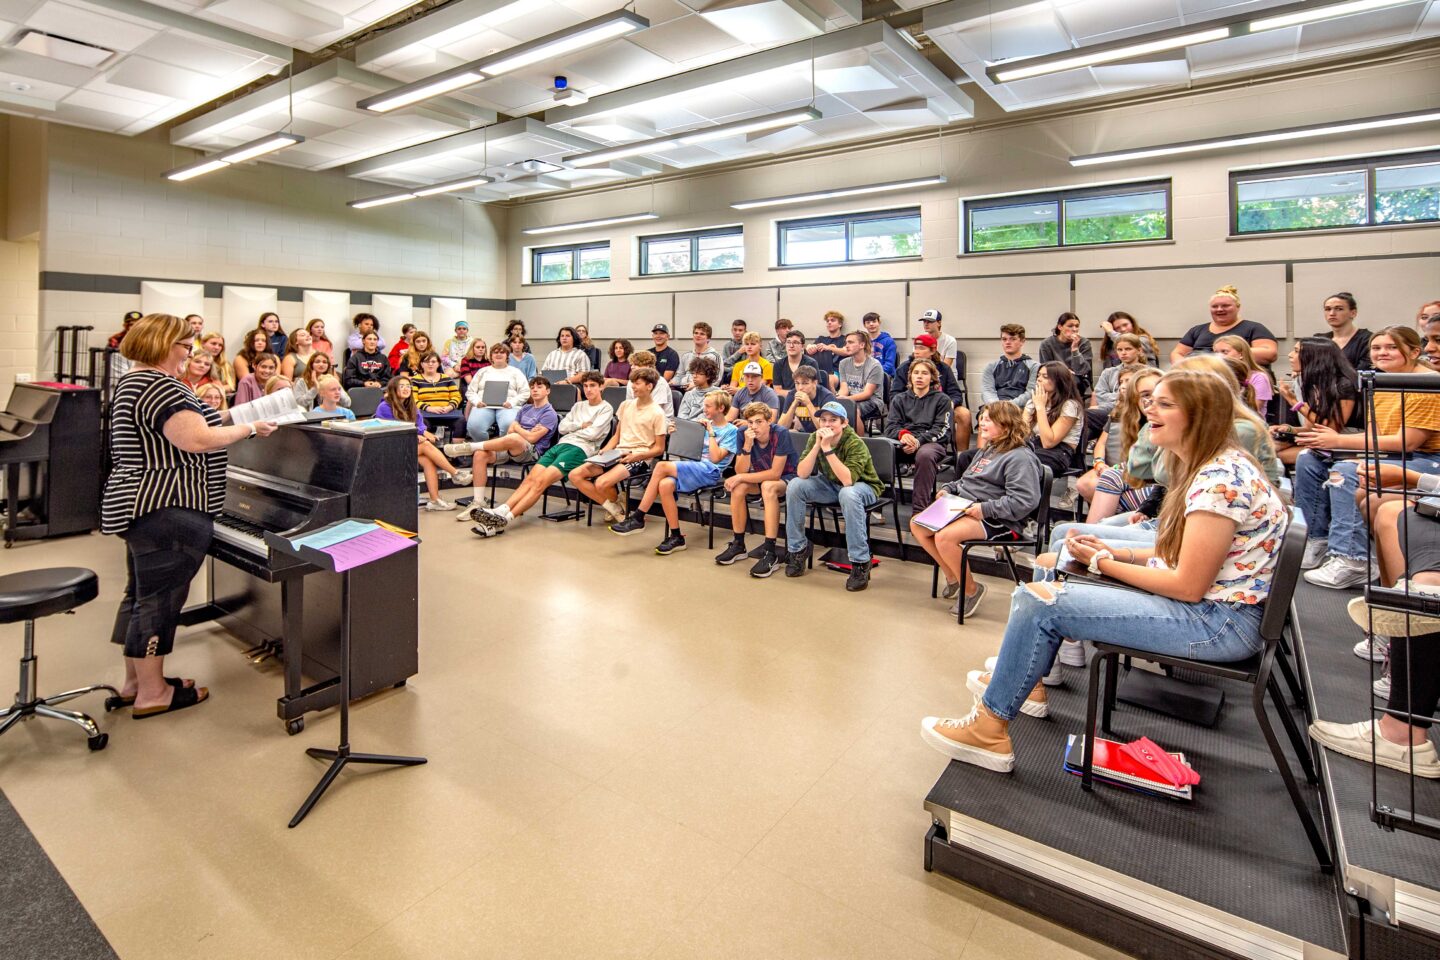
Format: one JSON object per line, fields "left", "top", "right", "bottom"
{"left": 229, "top": 390, "right": 305, "bottom": 426}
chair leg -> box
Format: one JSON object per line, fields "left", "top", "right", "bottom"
{"left": 956, "top": 544, "right": 971, "bottom": 625}
{"left": 1082, "top": 655, "right": 1104, "bottom": 792}
{"left": 1000, "top": 546, "right": 1021, "bottom": 584}
{"left": 1253, "top": 678, "right": 1333, "bottom": 870}
{"left": 1275, "top": 636, "right": 1308, "bottom": 712}
{"left": 1266, "top": 675, "right": 1320, "bottom": 786}
{"left": 930, "top": 564, "right": 939, "bottom": 599}
{"left": 891, "top": 498, "right": 904, "bottom": 561}
{"left": 1101, "top": 653, "right": 1119, "bottom": 734}
{"left": 33, "top": 703, "right": 101, "bottom": 738}
{"left": 41, "top": 683, "right": 119, "bottom": 707}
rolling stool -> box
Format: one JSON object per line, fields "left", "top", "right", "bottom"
{"left": 0, "top": 567, "right": 113, "bottom": 751}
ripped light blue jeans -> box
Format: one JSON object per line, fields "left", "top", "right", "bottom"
{"left": 1049, "top": 515, "right": 1159, "bottom": 560}
{"left": 981, "top": 579, "right": 1265, "bottom": 722}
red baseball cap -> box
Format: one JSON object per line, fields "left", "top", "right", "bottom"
{"left": 914, "top": 334, "right": 938, "bottom": 349}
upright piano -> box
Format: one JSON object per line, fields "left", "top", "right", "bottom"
{"left": 186, "top": 421, "right": 419, "bottom": 734}
{"left": 0, "top": 382, "right": 101, "bottom": 546}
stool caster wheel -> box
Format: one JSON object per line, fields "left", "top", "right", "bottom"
{"left": 286, "top": 718, "right": 304, "bottom": 736}
{"left": 88, "top": 733, "right": 108, "bottom": 751}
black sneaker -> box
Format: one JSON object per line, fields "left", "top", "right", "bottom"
{"left": 715, "top": 538, "right": 748, "bottom": 565}
{"left": 785, "top": 544, "right": 810, "bottom": 578}
{"left": 845, "top": 563, "right": 871, "bottom": 592}
{"left": 610, "top": 512, "right": 646, "bottom": 536}
{"left": 656, "top": 533, "right": 687, "bottom": 555}
{"left": 471, "top": 516, "right": 508, "bottom": 538}
{"left": 750, "top": 547, "right": 781, "bottom": 578}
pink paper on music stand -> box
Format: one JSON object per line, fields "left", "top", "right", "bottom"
{"left": 318, "top": 527, "right": 416, "bottom": 572}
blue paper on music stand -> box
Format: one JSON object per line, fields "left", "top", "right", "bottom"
{"left": 318, "top": 527, "right": 417, "bottom": 572}
{"left": 291, "top": 520, "right": 376, "bottom": 550}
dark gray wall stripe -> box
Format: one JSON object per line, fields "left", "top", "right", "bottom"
{"left": 40, "top": 272, "right": 516, "bottom": 312}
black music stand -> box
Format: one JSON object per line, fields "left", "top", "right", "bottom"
{"left": 266, "top": 522, "right": 427, "bottom": 828}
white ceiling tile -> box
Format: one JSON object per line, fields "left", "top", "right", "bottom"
{"left": 1186, "top": 24, "right": 1296, "bottom": 72}
{"left": 815, "top": 60, "right": 899, "bottom": 95}
{"left": 567, "top": 116, "right": 658, "bottom": 140}
{"left": 1053, "top": 0, "right": 1180, "bottom": 43}
{"left": 950, "top": 6, "right": 1071, "bottom": 61}
{"left": 630, "top": 12, "right": 744, "bottom": 63}
{"left": 1297, "top": 3, "right": 1428, "bottom": 50}
{"left": 27, "top": 1, "right": 160, "bottom": 52}
{"left": 631, "top": 0, "right": 694, "bottom": 26}
{"left": 1091, "top": 57, "right": 1191, "bottom": 88}
{"left": 203, "top": 0, "right": 344, "bottom": 41}
{"left": 63, "top": 87, "right": 154, "bottom": 117}
{"left": 0, "top": 68, "right": 70, "bottom": 102}
{"left": 104, "top": 56, "right": 215, "bottom": 100}
{"left": 563, "top": 38, "right": 673, "bottom": 88}
{"left": 131, "top": 31, "right": 259, "bottom": 77}
{"left": 82, "top": 74, "right": 172, "bottom": 105}
{"left": 698, "top": 0, "right": 824, "bottom": 43}
{"left": 1000, "top": 67, "right": 1103, "bottom": 102}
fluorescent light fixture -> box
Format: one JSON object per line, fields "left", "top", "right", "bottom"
{"left": 164, "top": 132, "right": 304, "bottom": 182}
{"left": 1069, "top": 108, "right": 1440, "bottom": 167}
{"left": 358, "top": 10, "right": 648, "bottom": 114}
{"left": 349, "top": 191, "right": 417, "bottom": 209}
{"left": 992, "top": 27, "right": 1229, "bottom": 83}
{"left": 564, "top": 107, "right": 820, "bottom": 168}
{"left": 412, "top": 175, "right": 492, "bottom": 197}
{"left": 1249, "top": 0, "right": 1418, "bottom": 32}
{"left": 522, "top": 213, "right": 659, "bottom": 235}
{"left": 350, "top": 173, "right": 493, "bottom": 208}
{"left": 730, "top": 175, "right": 947, "bottom": 210}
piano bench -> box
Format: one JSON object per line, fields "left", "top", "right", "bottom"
{"left": 0, "top": 568, "right": 115, "bottom": 751}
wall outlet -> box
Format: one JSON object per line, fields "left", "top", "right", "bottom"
{"left": 14, "top": 373, "right": 32, "bottom": 382}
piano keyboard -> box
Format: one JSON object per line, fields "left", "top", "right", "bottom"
{"left": 213, "top": 514, "right": 270, "bottom": 557}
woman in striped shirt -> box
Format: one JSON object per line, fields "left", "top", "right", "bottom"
{"left": 411, "top": 351, "right": 463, "bottom": 439}
{"left": 101, "top": 314, "right": 279, "bottom": 718}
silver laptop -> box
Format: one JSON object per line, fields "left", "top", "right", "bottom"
{"left": 481, "top": 380, "right": 509, "bottom": 408}
{"left": 540, "top": 368, "right": 569, "bottom": 383}
{"left": 669, "top": 417, "right": 706, "bottom": 461}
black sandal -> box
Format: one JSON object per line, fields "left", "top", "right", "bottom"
{"left": 103, "top": 677, "right": 190, "bottom": 712}
{"left": 132, "top": 685, "right": 209, "bottom": 719}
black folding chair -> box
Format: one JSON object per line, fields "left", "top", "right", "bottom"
{"left": 549, "top": 383, "right": 578, "bottom": 414}
{"left": 1078, "top": 518, "right": 1332, "bottom": 871}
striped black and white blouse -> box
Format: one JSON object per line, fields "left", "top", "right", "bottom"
{"left": 101, "top": 370, "right": 226, "bottom": 535}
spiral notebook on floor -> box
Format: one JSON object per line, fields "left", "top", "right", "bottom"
{"left": 1062, "top": 734, "right": 1195, "bottom": 801}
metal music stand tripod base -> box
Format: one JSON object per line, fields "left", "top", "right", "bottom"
{"left": 265, "top": 526, "right": 427, "bottom": 828}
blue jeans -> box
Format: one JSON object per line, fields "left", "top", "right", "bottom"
{"left": 1293, "top": 452, "right": 1440, "bottom": 560}
{"left": 466, "top": 406, "right": 518, "bottom": 441}
{"left": 1049, "top": 516, "right": 1158, "bottom": 554}
{"left": 785, "top": 475, "right": 878, "bottom": 563}
{"left": 982, "top": 582, "right": 1265, "bottom": 721}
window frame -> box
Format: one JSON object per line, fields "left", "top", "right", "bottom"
{"left": 529, "top": 241, "right": 611, "bottom": 284}
{"left": 637, "top": 225, "right": 744, "bottom": 276}
{"left": 1228, "top": 149, "right": 1440, "bottom": 238}
{"left": 962, "top": 179, "right": 1172, "bottom": 255}
{"left": 776, "top": 206, "right": 923, "bottom": 268}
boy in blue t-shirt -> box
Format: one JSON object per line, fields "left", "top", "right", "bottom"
{"left": 714, "top": 401, "right": 797, "bottom": 578}
{"left": 610, "top": 389, "right": 739, "bottom": 555}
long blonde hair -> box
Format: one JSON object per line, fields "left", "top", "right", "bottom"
{"left": 1116, "top": 366, "right": 1162, "bottom": 452}
{"left": 1153, "top": 370, "right": 1256, "bottom": 567}
{"left": 201, "top": 330, "right": 234, "bottom": 388}
{"left": 1174, "top": 353, "right": 1276, "bottom": 465}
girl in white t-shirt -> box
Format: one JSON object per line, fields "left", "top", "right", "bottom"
{"left": 922, "top": 369, "right": 1288, "bottom": 774}
{"left": 1024, "top": 361, "right": 1084, "bottom": 477}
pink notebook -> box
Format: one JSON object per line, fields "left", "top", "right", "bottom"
{"left": 912, "top": 493, "right": 975, "bottom": 532}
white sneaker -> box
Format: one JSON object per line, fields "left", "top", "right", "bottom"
{"left": 983, "top": 654, "right": 1065, "bottom": 688}
{"left": 423, "top": 498, "right": 456, "bottom": 512}
{"left": 966, "top": 670, "right": 1048, "bottom": 718}
{"left": 1056, "top": 480, "right": 1079, "bottom": 512}
{"left": 1304, "top": 555, "right": 1367, "bottom": 590}
{"left": 1301, "top": 538, "right": 1329, "bottom": 570}
{"left": 1373, "top": 673, "right": 1391, "bottom": 700}
{"left": 601, "top": 498, "right": 625, "bottom": 523}
{"left": 1057, "top": 639, "right": 1087, "bottom": 667}
{"left": 442, "top": 441, "right": 473, "bottom": 458}
{"left": 1309, "top": 719, "right": 1440, "bottom": 779}
{"left": 450, "top": 469, "right": 473, "bottom": 486}
{"left": 1351, "top": 631, "right": 1390, "bottom": 662}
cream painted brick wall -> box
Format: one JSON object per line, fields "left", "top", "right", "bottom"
{"left": 0, "top": 237, "right": 39, "bottom": 401}
{"left": 42, "top": 126, "right": 508, "bottom": 300}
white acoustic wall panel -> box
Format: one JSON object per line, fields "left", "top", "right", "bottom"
{"left": 371, "top": 294, "right": 414, "bottom": 333}
{"left": 1292, "top": 258, "right": 1440, "bottom": 339}
{"left": 910, "top": 276, "right": 1071, "bottom": 342}
{"left": 140, "top": 281, "right": 205, "bottom": 327}
{"left": 778, "top": 283, "right": 907, "bottom": 339}
{"left": 303, "top": 290, "right": 352, "bottom": 332}
{"left": 430, "top": 297, "right": 467, "bottom": 337}
{"left": 221, "top": 286, "right": 279, "bottom": 346}
{"left": 586, "top": 294, "right": 674, "bottom": 340}
{"left": 512, "top": 298, "right": 587, "bottom": 339}
{"left": 1075, "top": 265, "right": 1288, "bottom": 340}
{"left": 675, "top": 288, "right": 778, "bottom": 335}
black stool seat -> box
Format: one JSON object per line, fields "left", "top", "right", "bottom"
{"left": 0, "top": 568, "right": 98, "bottom": 624}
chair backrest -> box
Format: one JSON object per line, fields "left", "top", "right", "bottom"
{"left": 602, "top": 385, "right": 627, "bottom": 411}
{"left": 669, "top": 417, "right": 706, "bottom": 461}
{"left": 349, "top": 386, "right": 383, "bottom": 418}
{"left": 953, "top": 350, "right": 967, "bottom": 384}
{"left": 550, "top": 383, "right": 578, "bottom": 413}
{"left": 861, "top": 436, "right": 897, "bottom": 487}
{"left": 1034, "top": 465, "right": 1055, "bottom": 544}
{"left": 1260, "top": 517, "right": 1308, "bottom": 642}
{"left": 834, "top": 397, "right": 857, "bottom": 425}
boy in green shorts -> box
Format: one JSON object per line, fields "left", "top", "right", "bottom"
{"left": 470, "top": 371, "right": 614, "bottom": 538}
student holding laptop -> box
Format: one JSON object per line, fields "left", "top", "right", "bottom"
{"left": 464, "top": 342, "right": 530, "bottom": 441}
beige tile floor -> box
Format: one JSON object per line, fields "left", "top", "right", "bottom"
{"left": 0, "top": 509, "right": 1130, "bottom": 960}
